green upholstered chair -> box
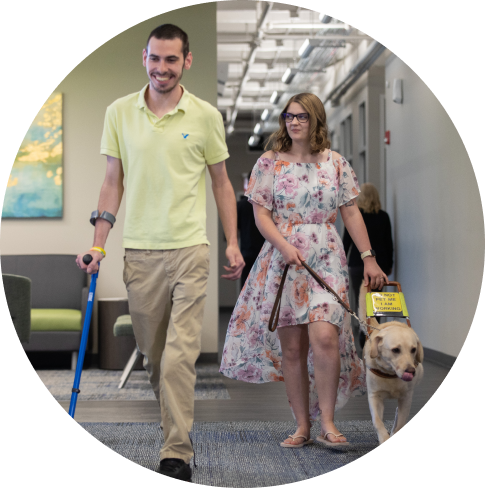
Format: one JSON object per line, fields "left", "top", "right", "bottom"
{"left": 113, "top": 314, "right": 142, "bottom": 389}
{"left": 2, "top": 274, "right": 32, "bottom": 343}
{"left": 1, "top": 255, "right": 88, "bottom": 370}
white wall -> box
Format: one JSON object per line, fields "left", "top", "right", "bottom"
{"left": 0, "top": 3, "right": 220, "bottom": 354}
{"left": 385, "top": 55, "right": 483, "bottom": 357}
{"left": 325, "top": 49, "right": 483, "bottom": 358}
{"left": 326, "top": 65, "right": 386, "bottom": 238}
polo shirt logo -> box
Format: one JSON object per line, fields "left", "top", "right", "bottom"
{"left": 182, "top": 133, "right": 189, "bottom": 139}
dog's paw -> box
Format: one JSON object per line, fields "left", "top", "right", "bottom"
{"left": 378, "top": 433, "right": 390, "bottom": 444}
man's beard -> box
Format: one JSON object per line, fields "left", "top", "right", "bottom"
{"left": 152, "top": 69, "right": 184, "bottom": 94}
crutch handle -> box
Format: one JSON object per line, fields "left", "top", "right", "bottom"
{"left": 83, "top": 254, "right": 93, "bottom": 265}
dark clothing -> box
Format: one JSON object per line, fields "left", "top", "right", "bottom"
{"left": 343, "top": 209, "right": 394, "bottom": 274}
{"left": 237, "top": 196, "right": 265, "bottom": 287}
{"left": 343, "top": 209, "right": 394, "bottom": 353}
{"left": 240, "top": 255, "right": 257, "bottom": 288}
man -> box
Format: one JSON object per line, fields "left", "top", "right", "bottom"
{"left": 76, "top": 24, "right": 244, "bottom": 481}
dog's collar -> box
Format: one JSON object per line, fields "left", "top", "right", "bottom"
{"left": 363, "top": 356, "right": 399, "bottom": 379}
{"left": 366, "top": 361, "right": 419, "bottom": 379}
{"left": 368, "top": 367, "right": 398, "bottom": 379}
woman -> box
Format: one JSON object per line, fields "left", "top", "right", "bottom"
{"left": 343, "top": 183, "right": 394, "bottom": 348}
{"left": 220, "top": 93, "right": 388, "bottom": 447}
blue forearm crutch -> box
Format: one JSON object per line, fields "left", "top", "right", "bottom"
{"left": 69, "top": 255, "right": 99, "bottom": 418}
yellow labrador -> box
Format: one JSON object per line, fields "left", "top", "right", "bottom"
{"left": 359, "top": 283, "right": 424, "bottom": 444}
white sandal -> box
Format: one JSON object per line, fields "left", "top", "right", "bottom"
{"left": 280, "top": 434, "right": 314, "bottom": 448}
{"left": 316, "top": 432, "right": 350, "bottom": 447}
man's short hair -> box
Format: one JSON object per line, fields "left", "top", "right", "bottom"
{"left": 147, "top": 24, "right": 190, "bottom": 59}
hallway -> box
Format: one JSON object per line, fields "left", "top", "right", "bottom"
{"left": 61, "top": 310, "right": 449, "bottom": 425}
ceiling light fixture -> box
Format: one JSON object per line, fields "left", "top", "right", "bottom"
{"left": 319, "top": 14, "right": 333, "bottom": 23}
{"left": 268, "top": 22, "right": 348, "bottom": 30}
{"left": 261, "top": 109, "right": 270, "bottom": 121}
{"left": 248, "top": 135, "right": 261, "bottom": 147}
{"left": 298, "top": 39, "right": 321, "bottom": 58}
{"left": 282, "top": 68, "right": 298, "bottom": 84}
{"left": 270, "top": 91, "right": 281, "bottom": 104}
{"left": 253, "top": 123, "right": 263, "bottom": 135}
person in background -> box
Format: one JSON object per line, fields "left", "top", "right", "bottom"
{"left": 343, "top": 182, "right": 394, "bottom": 348}
{"left": 237, "top": 171, "right": 266, "bottom": 287}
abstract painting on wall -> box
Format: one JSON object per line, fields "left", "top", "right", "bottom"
{"left": 2, "top": 93, "right": 63, "bottom": 218}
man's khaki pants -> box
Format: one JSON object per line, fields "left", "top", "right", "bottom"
{"left": 123, "top": 244, "right": 210, "bottom": 463}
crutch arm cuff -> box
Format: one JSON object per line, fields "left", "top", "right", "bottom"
{"left": 90, "top": 210, "right": 116, "bottom": 228}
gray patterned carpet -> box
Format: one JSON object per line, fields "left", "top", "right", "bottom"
{"left": 37, "top": 364, "right": 230, "bottom": 401}
{"left": 81, "top": 420, "right": 387, "bottom": 486}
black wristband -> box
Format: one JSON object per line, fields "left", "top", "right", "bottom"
{"left": 90, "top": 210, "right": 116, "bottom": 228}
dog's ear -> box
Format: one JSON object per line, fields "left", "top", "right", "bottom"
{"left": 415, "top": 339, "right": 424, "bottom": 363}
{"left": 369, "top": 334, "right": 382, "bottom": 359}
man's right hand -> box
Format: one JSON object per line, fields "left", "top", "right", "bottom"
{"left": 76, "top": 250, "right": 104, "bottom": 274}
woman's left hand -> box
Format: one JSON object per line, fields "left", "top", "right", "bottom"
{"left": 363, "top": 258, "right": 389, "bottom": 290}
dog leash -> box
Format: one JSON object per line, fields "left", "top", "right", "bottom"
{"left": 268, "top": 262, "right": 380, "bottom": 336}
{"left": 267, "top": 262, "right": 414, "bottom": 381}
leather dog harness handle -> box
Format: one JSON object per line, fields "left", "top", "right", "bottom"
{"left": 367, "top": 281, "right": 402, "bottom": 292}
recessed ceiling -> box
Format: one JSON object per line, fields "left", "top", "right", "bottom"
{"left": 217, "top": 1, "right": 371, "bottom": 133}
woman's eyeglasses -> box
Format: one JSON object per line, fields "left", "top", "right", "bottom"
{"left": 281, "top": 112, "right": 309, "bottom": 123}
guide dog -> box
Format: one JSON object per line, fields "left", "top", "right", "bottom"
{"left": 359, "top": 283, "right": 424, "bottom": 444}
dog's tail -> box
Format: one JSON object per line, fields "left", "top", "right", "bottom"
{"left": 358, "top": 281, "right": 379, "bottom": 329}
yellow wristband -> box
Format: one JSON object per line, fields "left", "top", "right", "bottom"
{"left": 90, "top": 246, "right": 106, "bottom": 257}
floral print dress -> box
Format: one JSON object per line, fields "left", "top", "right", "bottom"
{"left": 220, "top": 151, "right": 367, "bottom": 420}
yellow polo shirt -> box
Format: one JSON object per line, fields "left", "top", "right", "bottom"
{"left": 101, "top": 85, "right": 229, "bottom": 249}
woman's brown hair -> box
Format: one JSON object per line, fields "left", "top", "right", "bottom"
{"left": 357, "top": 183, "right": 381, "bottom": 213}
{"left": 265, "top": 93, "right": 331, "bottom": 155}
